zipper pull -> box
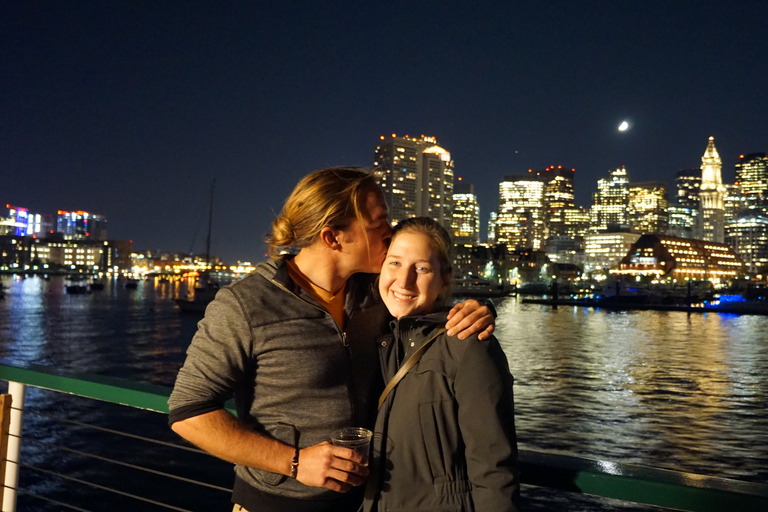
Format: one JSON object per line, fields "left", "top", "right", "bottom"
{"left": 342, "top": 332, "right": 349, "bottom": 347}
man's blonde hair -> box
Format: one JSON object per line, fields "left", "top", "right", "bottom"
{"left": 266, "top": 167, "right": 379, "bottom": 257}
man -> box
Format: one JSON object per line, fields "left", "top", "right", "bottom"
{"left": 168, "top": 167, "right": 494, "bottom": 511}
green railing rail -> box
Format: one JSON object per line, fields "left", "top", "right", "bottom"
{"left": 2, "top": 363, "right": 768, "bottom": 512}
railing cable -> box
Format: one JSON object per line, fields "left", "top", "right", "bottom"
{"left": 12, "top": 405, "right": 208, "bottom": 454}
{"left": 10, "top": 487, "right": 92, "bottom": 512}
{"left": 17, "top": 435, "right": 231, "bottom": 492}
{"left": 19, "top": 463, "right": 195, "bottom": 512}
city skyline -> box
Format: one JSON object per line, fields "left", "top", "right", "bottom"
{"left": 3, "top": 2, "right": 767, "bottom": 262}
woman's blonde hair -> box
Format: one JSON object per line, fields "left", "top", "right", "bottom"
{"left": 391, "top": 217, "right": 454, "bottom": 305}
{"left": 266, "top": 167, "right": 379, "bottom": 257}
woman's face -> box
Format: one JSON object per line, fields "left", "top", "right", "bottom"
{"left": 379, "top": 231, "right": 447, "bottom": 319}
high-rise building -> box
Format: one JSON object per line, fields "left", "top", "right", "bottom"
{"left": 628, "top": 181, "right": 668, "bottom": 234}
{"left": 590, "top": 167, "right": 629, "bottom": 232}
{"left": 451, "top": 181, "right": 480, "bottom": 245}
{"left": 734, "top": 152, "right": 768, "bottom": 212}
{"left": 724, "top": 183, "right": 747, "bottom": 223}
{"left": 56, "top": 210, "right": 108, "bottom": 240}
{"left": 725, "top": 210, "right": 768, "bottom": 274}
{"left": 373, "top": 134, "right": 454, "bottom": 230}
{"left": 541, "top": 165, "right": 576, "bottom": 239}
{"left": 496, "top": 174, "right": 545, "bottom": 250}
{"left": 668, "top": 168, "right": 702, "bottom": 238}
{"left": 487, "top": 211, "right": 497, "bottom": 243}
{"left": 1, "top": 205, "right": 48, "bottom": 237}
{"left": 699, "top": 137, "right": 726, "bottom": 243}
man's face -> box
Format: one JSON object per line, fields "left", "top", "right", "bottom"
{"left": 340, "top": 186, "right": 392, "bottom": 274}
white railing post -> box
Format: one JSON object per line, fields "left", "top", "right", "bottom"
{"left": 3, "top": 382, "right": 25, "bottom": 512}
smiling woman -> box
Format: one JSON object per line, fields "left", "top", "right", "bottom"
{"left": 378, "top": 218, "right": 453, "bottom": 319}
{"left": 366, "top": 217, "right": 520, "bottom": 512}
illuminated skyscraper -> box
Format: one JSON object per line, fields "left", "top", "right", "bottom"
{"left": 56, "top": 210, "right": 108, "bottom": 240}
{"left": 628, "top": 181, "right": 668, "bottom": 234}
{"left": 699, "top": 137, "right": 726, "bottom": 242}
{"left": 668, "top": 168, "right": 701, "bottom": 238}
{"left": 487, "top": 211, "right": 497, "bottom": 243}
{"left": 725, "top": 210, "right": 768, "bottom": 273}
{"left": 373, "top": 134, "right": 454, "bottom": 230}
{"left": 1, "top": 205, "right": 48, "bottom": 237}
{"left": 734, "top": 152, "right": 768, "bottom": 212}
{"left": 541, "top": 165, "right": 576, "bottom": 238}
{"left": 724, "top": 183, "right": 747, "bottom": 223}
{"left": 497, "top": 174, "right": 545, "bottom": 250}
{"left": 451, "top": 181, "right": 480, "bottom": 245}
{"left": 590, "top": 167, "right": 629, "bottom": 232}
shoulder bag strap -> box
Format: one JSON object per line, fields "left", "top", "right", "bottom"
{"left": 378, "top": 327, "right": 447, "bottom": 409}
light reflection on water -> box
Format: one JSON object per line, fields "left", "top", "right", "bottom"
{"left": 494, "top": 296, "right": 768, "bottom": 483}
{"left": 0, "top": 277, "right": 766, "bottom": 505}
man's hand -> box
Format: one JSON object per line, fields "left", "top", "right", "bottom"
{"left": 296, "top": 441, "right": 369, "bottom": 493}
{"left": 446, "top": 299, "right": 495, "bottom": 340}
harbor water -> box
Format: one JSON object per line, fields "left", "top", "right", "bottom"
{"left": 0, "top": 275, "right": 766, "bottom": 510}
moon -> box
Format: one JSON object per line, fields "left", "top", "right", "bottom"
{"left": 618, "top": 121, "right": 629, "bottom": 132}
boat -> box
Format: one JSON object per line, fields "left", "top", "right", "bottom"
{"left": 124, "top": 279, "right": 139, "bottom": 289}
{"left": 88, "top": 280, "right": 105, "bottom": 291}
{"left": 704, "top": 294, "right": 768, "bottom": 314}
{"left": 65, "top": 283, "right": 89, "bottom": 295}
{"left": 175, "top": 180, "right": 219, "bottom": 314}
{"left": 175, "top": 273, "right": 220, "bottom": 313}
{"left": 452, "top": 277, "right": 507, "bottom": 297}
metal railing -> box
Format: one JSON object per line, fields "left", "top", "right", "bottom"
{"left": 0, "top": 364, "right": 231, "bottom": 511}
{"left": 1, "top": 363, "right": 768, "bottom": 511}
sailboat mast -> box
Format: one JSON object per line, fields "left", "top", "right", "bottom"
{"left": 205, "top": 179, "right": 215, "bottom": 268}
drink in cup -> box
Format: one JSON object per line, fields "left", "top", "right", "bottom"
{"left": 330, "top": 427, "right": 373, "bottom": 466}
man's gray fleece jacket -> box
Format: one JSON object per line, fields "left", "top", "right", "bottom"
{"left": 168, "top": 257, "right": 388, "bottom": 502}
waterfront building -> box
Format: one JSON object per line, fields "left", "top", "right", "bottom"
{"left": 487, "top": 211, "right": 497, "bottom": 244}
{"left": 56, "top": 210, "right": 108, "bottom": 240}
{"left": 628, "top": 181, "right": 669, "bottom": 234}
{"left": 131, "top": 249, "right": 223, "bottom": 275}
{"left": 541, "top": 165, "right": 576, "bottom": 238}
{"left": 0, "top": 234, "right": 132, "bottom": 273}
{"left": 583, "top": 231, "right": 641, "bottom": 274}
{"left": 507, "top": 248, "right": 551, "bottom": 288}
{"left": 497, "top": 174, "right": 545, "bottom": 250}
{"left": 544, "top": 235, "right": 583, "bottom": 266}
{"left": 452, "top": 243, "right": 507, "bottom": 285}
{"left": 734, "top": 152, "right": 768, "bottom": 212}
{"left": 724, "top": 184, "right": 747, "bottom": 224}
{"left": 725, "top": 210, "right": 768, "bottom": 274}
{"left": 451, "top": 181, "right": 480, "bottom": 245}
{"left": 699, "top": 137, "right": 726, "bottom": 243}
{"left": 1, "top": 204, "right": 50, "bottom": 237}
{"left": 373, "top": 134, "right": 454, "bottom": 230}
{"left": 590, "top": 166, "right": 629, "bottom": 232}
{"left": 615, "top": 234, "right": 744, "bottom": 284}
{"left": 668, "top": 168, "right": 702, "bottom": 239}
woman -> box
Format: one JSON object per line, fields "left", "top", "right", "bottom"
{"left": 169, "top": 168, "right": 496, "bottom": 512}
{"left": 365, "top": 217, "right": 520, "bottom": 512}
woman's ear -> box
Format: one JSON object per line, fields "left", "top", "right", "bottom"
{"left": 319, "top": 227, "right": 342, "bottom": 250}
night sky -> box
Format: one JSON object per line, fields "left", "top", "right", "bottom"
{"left": 3, "top": 1, "right": 767, "bottom": 262}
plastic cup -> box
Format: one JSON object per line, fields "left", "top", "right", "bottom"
{"left": 330, "top": 427, "right": 373, "bottom": 465}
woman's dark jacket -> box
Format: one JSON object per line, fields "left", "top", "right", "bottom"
{"left": 364, "top": 312, "right": 520, "bottom": 511}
